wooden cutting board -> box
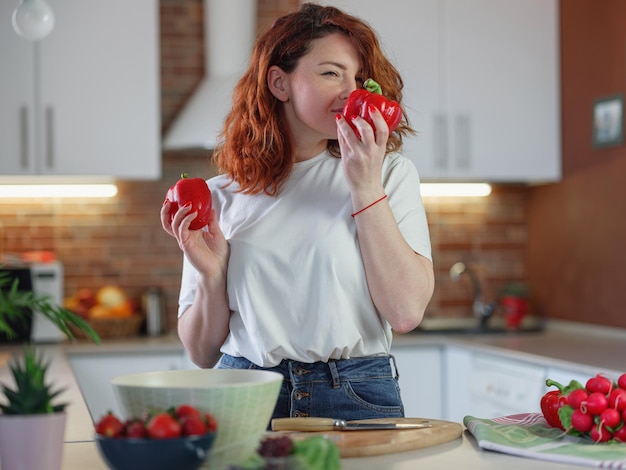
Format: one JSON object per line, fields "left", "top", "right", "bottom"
{"left": 286, "top": 417, "right": 464, "bottom": 457}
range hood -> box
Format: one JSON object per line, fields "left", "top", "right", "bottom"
{"left": 163, "top": 0, "right": 257, "bottom": 150}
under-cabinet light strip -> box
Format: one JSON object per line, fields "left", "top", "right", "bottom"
{"left": 0, "top": 184, "right": 118, "bottom": 198}
{"left": 0, "top": 183, "right": 490, "bottom": 199}
{"left": 420, "top": 183, "right": 492, "bottom": 198}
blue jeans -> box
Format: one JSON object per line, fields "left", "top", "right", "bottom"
{"left": 217, "top": 354, "right": 404, "bottom": 421}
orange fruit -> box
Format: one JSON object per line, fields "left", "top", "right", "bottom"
{"left": 88, "top": 304, "right": 115, "bottom": 319}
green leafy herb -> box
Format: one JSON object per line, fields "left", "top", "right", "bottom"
{"left": 0, "top": 267, "right": 101, "bottom": 415}
{"left": 0, "top": 270, "right": 100, "bottom": 343}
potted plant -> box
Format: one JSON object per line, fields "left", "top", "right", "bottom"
{"left": 0, "top": 270, "right": 100, "bottom": 470}
{"left": 498, "top": 282, "right": 530, "bottom": 330}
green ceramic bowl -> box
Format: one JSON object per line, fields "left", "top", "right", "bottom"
{"left": 111, "top": 369, "right": 282, "bottom": 468}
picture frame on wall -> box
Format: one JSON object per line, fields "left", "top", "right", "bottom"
{"left": 592, "top": 94, "right": 624, "bottom": 148}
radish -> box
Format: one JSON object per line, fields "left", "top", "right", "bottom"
{"left": 571, "top": 409, "right": 593, "bottom": 433}
{"left": 600, "top": 408, "right": 621, "bottom": 429}
{"left": 618, "top": 373, "right": 626, "bottom": 390}
{"left": 585, "top": 374, "right": 612, "bottom": 395}
{"left": 614, "top": 425, "right": 626, "bottom": 443}
{"left": 608, "top": 388, "right": 626, "bottom": 411}
{"left": 583, "top": 392, "right": 608, "bottom": 415}
{"left": 590, "top": 424, "right": 612, "bottom": 443}
{"left": 567, "top": 388, "right": 588, "bottom": 409}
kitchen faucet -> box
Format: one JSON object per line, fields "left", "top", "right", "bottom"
{"left": 449, "top": 262, "right": 496, "bottom": 329}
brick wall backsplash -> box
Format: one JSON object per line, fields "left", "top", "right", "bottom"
{"left": 0, "top": 173, "right": 530, "bottom": 332}
{"left": 0, "top": 0, "right": 530, "bottom": 334}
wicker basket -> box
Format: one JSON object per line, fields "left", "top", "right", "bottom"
{"left": 70, "top": 314, "right": 144, "bottom": 339}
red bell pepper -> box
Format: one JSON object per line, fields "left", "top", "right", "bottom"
{"left": 541, "top": 389, "right": 567, "bottom": 430}
{"left": 342, "top": 78, "right": 402, "bottom": 136}
{"left": 163, "top": 172, "right": 212, "bottom": 230}
{"left": 540, "top": 378, "right": 584, "bottom": 430}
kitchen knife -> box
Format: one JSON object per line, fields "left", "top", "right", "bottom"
{"left": 271, "top": 417, "right": 432, "bottom": 432}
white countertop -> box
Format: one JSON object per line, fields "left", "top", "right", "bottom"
{"left": 1, "top": 319, "right": 624, "bottom": 469}
{"left": 62, "top": 319, "right": 626, "bottom": 374}
{"left": 394, "top": 319, "right": 626, "bottom": 375}
{"left": 59, "top": 432, "right": 578, "bottom": 470}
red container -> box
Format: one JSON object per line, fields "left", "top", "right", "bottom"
{"left": 501, "top": 296, "right": 529, "bottom": 329}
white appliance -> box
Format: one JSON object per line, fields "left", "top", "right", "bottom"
{"left": 0, "top": 261, "right": 65, "bottom": 343}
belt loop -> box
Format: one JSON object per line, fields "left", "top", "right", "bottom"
{"left": 328, "top": 360, "right": 341, "bottom": 389}
{"left": 389, "top": 354, "right": 400, "bottom": 380}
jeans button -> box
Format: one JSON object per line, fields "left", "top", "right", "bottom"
{"left": 294, "top": 367, "right": 310, "bottom": 376}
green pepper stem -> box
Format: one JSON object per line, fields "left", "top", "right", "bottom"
{"left": 363, "top": 78, "right": 383, "bottom": 95}
{"left": 545, "top": 379, "right": 565, "bottom": 392}
{"left": 181, "top": 172, "right": 189, "bottom": 179}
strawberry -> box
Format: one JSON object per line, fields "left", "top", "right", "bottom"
{"left": 181, "top": 415, "right": 207, "bottom": 436}
{"left": 175, "top": 404, "right": 201, "bottom": 421}
{"left": 125, "top": 418, "right": 147, "bottom": 438}
{"left": 95, "top": 412, "right": 124, "bottom": 438}
{"left": 146, "top": 412, "right": 182, "bottom": 439}
{"left": 204, "top": 412, "right": 218, "bottom": 432}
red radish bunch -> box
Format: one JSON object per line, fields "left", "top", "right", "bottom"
{"left": 543, "top": 372, "right": 626, "bottom": 443}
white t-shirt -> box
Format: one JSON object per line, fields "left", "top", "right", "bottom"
{"left": 178, "top": 150, "right": 431, "bottom": 367}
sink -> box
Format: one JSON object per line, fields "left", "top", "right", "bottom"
{"left": 410, "top": 316, "right": 545, "bottom": 335}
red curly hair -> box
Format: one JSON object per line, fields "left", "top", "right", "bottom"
{"left": 213, "top": 3, "right": 414, "bottom": 196}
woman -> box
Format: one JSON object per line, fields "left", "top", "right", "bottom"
{"left": 161, "top": 3, "right": 434, "bottom": 421}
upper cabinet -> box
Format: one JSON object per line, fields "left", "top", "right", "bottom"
{"left": 328, "top": 0, "right": 561, "bottom": 182}
{"left": 0, "top": 0, "right": 160, "bottom": 180}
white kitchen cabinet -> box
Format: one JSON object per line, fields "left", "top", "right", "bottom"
{"left": 391, "top": 344, "right": 443, "bottom": 419}
{"left": 0, "top": 0, "right": 160, "bottom": 179}
{"left": 325, "top": 0, "right": 560, "bottom": 182}
{"left": 68, "top": 351, "right": 191, "bottom": 422}
{"left": 443, "top": 346, "right": 547, "bottom": 422}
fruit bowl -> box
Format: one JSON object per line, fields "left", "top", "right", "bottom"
{"left": 69, "top": 314, "right": 144, "bottom": 339}
{"left": 111, "top": 369, "right": 282, "bottom": 468}
{"left": 95, "top": 433, "right": 215, "bottom": 470}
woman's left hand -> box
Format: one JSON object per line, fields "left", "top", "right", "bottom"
{"left": 336, "top": 105, "right": 389, "bottom": 193}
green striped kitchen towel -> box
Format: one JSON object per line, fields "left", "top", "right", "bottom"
{"left": 464, "top": 413, "right": 626, "bottom": 468}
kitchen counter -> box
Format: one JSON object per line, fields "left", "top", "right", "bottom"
{"left": 1, "top": 320, "right": 624, "bottom": 469}
{"left": 61, "top": 318, "right": 626, "bottom": 374}
{"left": 58, "top": 431, "right": 578, "bottom": 470}
{"left": 395, "top": 319, "right": 626, "bottom": 375}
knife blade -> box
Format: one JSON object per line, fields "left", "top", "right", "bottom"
{"left": 271, "top": 417, "right": 432, "bottom": 432}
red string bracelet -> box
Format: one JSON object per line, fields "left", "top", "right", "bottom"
{"left": 351, "top": 194, "right": 388, "bottom": 218}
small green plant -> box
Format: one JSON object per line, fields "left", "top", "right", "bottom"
{"left": 498, "top": 281, "right": 529, "bottom": 299}
{"left": 0, "top": 346, "right": 66, "bottom": 414}
{"left": 0, "top": 271, "right": 99, "bottom": 342}
{"left": 0, "top": 269, "right": 100, "bottom": 415}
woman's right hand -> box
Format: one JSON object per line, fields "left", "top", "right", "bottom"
{"left": 160, "top": 201, "right": 230, "bottom": 278}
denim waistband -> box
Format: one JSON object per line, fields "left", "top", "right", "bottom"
{"left": 218, "top": 354, "right": 399, "bottom": 389}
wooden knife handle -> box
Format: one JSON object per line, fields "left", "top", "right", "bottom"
{"left": 271, "top": 417, "right": 337, "bottom": 432}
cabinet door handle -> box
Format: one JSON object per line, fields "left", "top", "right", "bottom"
{"left": 19, "top": 106, "right": 29, "bottom": 169}
{"left": 454, "top": 114, "right": 471, "bottom": 170}
{"left": 434, "top": 113, "right": 448, "bottom": 169}
{"left": 45, "top": 106, "right": 54, "bottom": 170}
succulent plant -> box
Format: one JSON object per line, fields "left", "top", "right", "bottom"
{"left": 0, "top": 346, "right": 66, "bottom": 414}
{"left": 0, "top": 269, "right": 100, "bottom": 415}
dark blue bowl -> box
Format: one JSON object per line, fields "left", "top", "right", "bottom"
{"left": 95, "top": 433, "right": 216, "bottom": 470}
